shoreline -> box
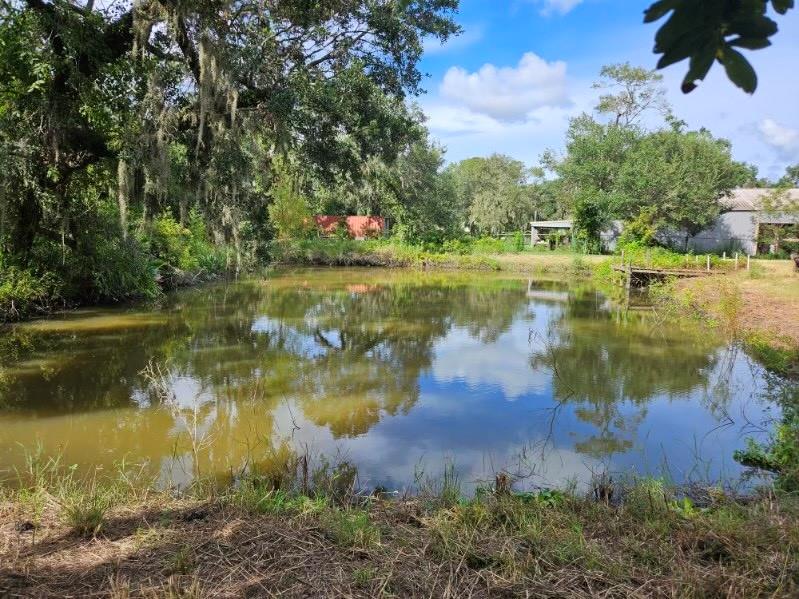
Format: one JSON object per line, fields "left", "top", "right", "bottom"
{"left": 4, "top": 251, "right": 797, "bottom": 375}
{"left": 2, "top": 469, "right": 796, "bottom": 598}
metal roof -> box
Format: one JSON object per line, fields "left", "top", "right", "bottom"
{"left": 530, "top": 220, "right": 573, "bottom": 228}
{"left": 720, "top": 188, "right": 799, "bottom": 211}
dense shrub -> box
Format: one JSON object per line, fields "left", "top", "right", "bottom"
{"left": 90, "top": 237, "right": 160, "bottom": 302}
{"left": 0, "top": 263, "right": 62, "bottom": 321}
{"left": 472, "top": 236, "right": 510, "bottom": 254}
{"left": 511, "top": 231, "right": 525, "bottom": 252}
{"left": 618, "top": 208, "right": 658, "bottom": 248}
{"left": 267, "top": 171, "right": 315, "bottom": 241}
{"left": 147, "top": 212, "right": 228, "bottom": 274}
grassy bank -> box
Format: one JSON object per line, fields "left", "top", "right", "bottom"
{"left": 2, "top": 454, "right": 797, "bottom": 598}
{"left": 269, "top": 237, "right": 606, "bottom": 276}
{"left": 657, "top": 260, "right": 799, "bottom": 376}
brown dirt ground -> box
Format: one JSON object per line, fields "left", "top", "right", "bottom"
{"left": 680, "top": 260, "right": 799, "bottom": 348}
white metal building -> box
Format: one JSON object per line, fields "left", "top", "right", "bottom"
{"left": 531, "top": 188, "right": 799, "bottom": 256}
{"left": 665, "top": 188, "right": 799, "bottom": 255}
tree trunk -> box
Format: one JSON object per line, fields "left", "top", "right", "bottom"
{"left": 12, "top": 189, "right": 42, "bottom": 263}
{"left": 117, "top": 159, "right": 130, "bottom": 240}
{"left": 0, "top": 181, "right": 6, "bottom": 254}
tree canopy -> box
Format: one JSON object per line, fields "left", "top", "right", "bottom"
{"left": 543, "top": 63, "right": 751, "bottom": 249}
{"left": 446, "top": 155, "right": 532, "bottom": 235}
{"left": 0, "top": 0, "right": 458, "bottom": 300}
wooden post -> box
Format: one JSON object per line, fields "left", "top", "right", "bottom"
{"left": 625, "top": 262, "right": 632, "bottom": 301}
{"left": 723, "top": 251, "right": 726, "bottom": 260}
{"left": 706, "top": 255, "right": 711, "bottom": 272}
{"left": 747, "top": 254, "right": 751, "bottom": 270}
{"left": 735, "top": 252, "right": 739, "bottom": 269}
{"left": 694, "top": 255, "right": 699, "bottom": 267}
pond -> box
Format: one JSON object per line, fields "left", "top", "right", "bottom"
{"left": 0, "top": 268, "right": 780, "bottom": 491}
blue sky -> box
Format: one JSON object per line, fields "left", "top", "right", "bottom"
{"left": 416, "top": 0, "right": 799, "bottom": 180}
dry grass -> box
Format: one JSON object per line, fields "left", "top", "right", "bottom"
{"left": 493, "top": 252, "right": 605, "bottom": 274}
{"left": 2, "top": 482, "right": 798, "bottom": 598}
{"left": 678, "top": 259, "right": 799, "bottom": 350}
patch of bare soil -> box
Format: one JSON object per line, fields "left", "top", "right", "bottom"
{"left": 738, "top": 284, "right": 799, "bottom": 346}
{"left": 680, "top": 265, "right": 799, "bottom": 348}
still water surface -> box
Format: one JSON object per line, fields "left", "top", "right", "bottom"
{"left": 0, "top": 268, "right": 778, "bottom": 490}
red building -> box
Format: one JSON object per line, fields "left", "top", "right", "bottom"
{"left": 314, "top": 216, "right": 385, "bottom": 239}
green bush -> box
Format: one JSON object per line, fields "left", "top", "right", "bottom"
{"left": 0, "top": 264, "right": 62, "bottom": 321}
{"left": 146, "top": 211, "right": 228, "bottom": 275}
{"left": 472, "top": 236, "right": 508, "bottom": 254}
{"left": 187, "top": 212, "right": 229, "bottom": 273}
{"left": 148, "top": 212, "right": 197, "bottom": 270}
{"left": 618, "top": 208, "right": 659, "bottom": 248}
{"left": 441, "top": 238, "right": 473, "bottom": 255}
{"left": 90, "top": 237, "right": 160, "bottom": 301}
{"left": 735, "top": 419, "right": 799, "bottom": 492}
{"left": 510, "top": 231, "right": 525, "bottom": 252}
{"left": 267, "top": 170, "right": 315, "bottom": 241}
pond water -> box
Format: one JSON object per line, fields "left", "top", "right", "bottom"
{"left": 0, "top": 268, "right": 780, "bottom": 491}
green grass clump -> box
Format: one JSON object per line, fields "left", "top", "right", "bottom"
{"left": 744, "top": 332, "right": 799, "bottom": 377}
{"left": 227, "top": 483, "right": 328, "bottom": 515}
{"left": 168, "top": 545, "right": 196, "bottom": 575}
{"left": 61, "top": 484, "right": 113, "bottom": 536}
{"left": 352, "top": 567, "right": 377, "bottom": 587}
{"left": 323, "top": 508, "right": 381, "bottom": 548}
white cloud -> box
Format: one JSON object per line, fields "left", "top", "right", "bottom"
{"left": 439, "top": 52, "right": 570, "bottom": 122}
{"left": 432, "top": 325, "right": 550, "bottom": 399}
{"left": 758, "top": 119, "right": 799, "bottom": 153}
{"left": 530, "top": 0, "right": 584, "bottom": 16}
{"left": 421, "top": 103, "right": 504, "bottom": 135}
{"left": 423, "top": 25, "right": 484, "bottom": 55}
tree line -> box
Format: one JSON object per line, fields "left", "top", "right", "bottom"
{"left": 305, "top": 62, "right": 796, "bottom": 253}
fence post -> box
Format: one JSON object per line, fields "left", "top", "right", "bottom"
{"left": 747, "top": 255, "right": 751, "bottom": 270}
{"left": 735, "top": 252, "right": 739, "bottom": 269}
{"left": 625, "top": 262, "right": 632, "bottom": 299}
{"left": 706, "top": 255, "right": 710, "bottom": 272}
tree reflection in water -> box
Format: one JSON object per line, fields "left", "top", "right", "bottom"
{"left": 0, "top": 269, "right": 764, "bottom": 487}
{"left": 530, "top": 285, "right": 724, "bottom": 462}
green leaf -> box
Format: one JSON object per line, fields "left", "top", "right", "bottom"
{"left": 728, "top": 15, "right": 778, "bottom": 39}
{"left": 653, "top": 12, "right": 707, "bottom": 54}
{"left": 643, "top": 0, "right": 679, "bottom": 23}
{"left": 721, "top": 47, "right": 758, "bottom": 93}
{"left": 729, "top": 37, "right": 772, "bottom": 50}
{"left": 656, "top": 31, "right": 704, "bottom": 69}
{"left": 771, "top": 0, "right": 795, "bottom": 15}
{"left": 681, "top": 41, "right": 716, "bottom": 93}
